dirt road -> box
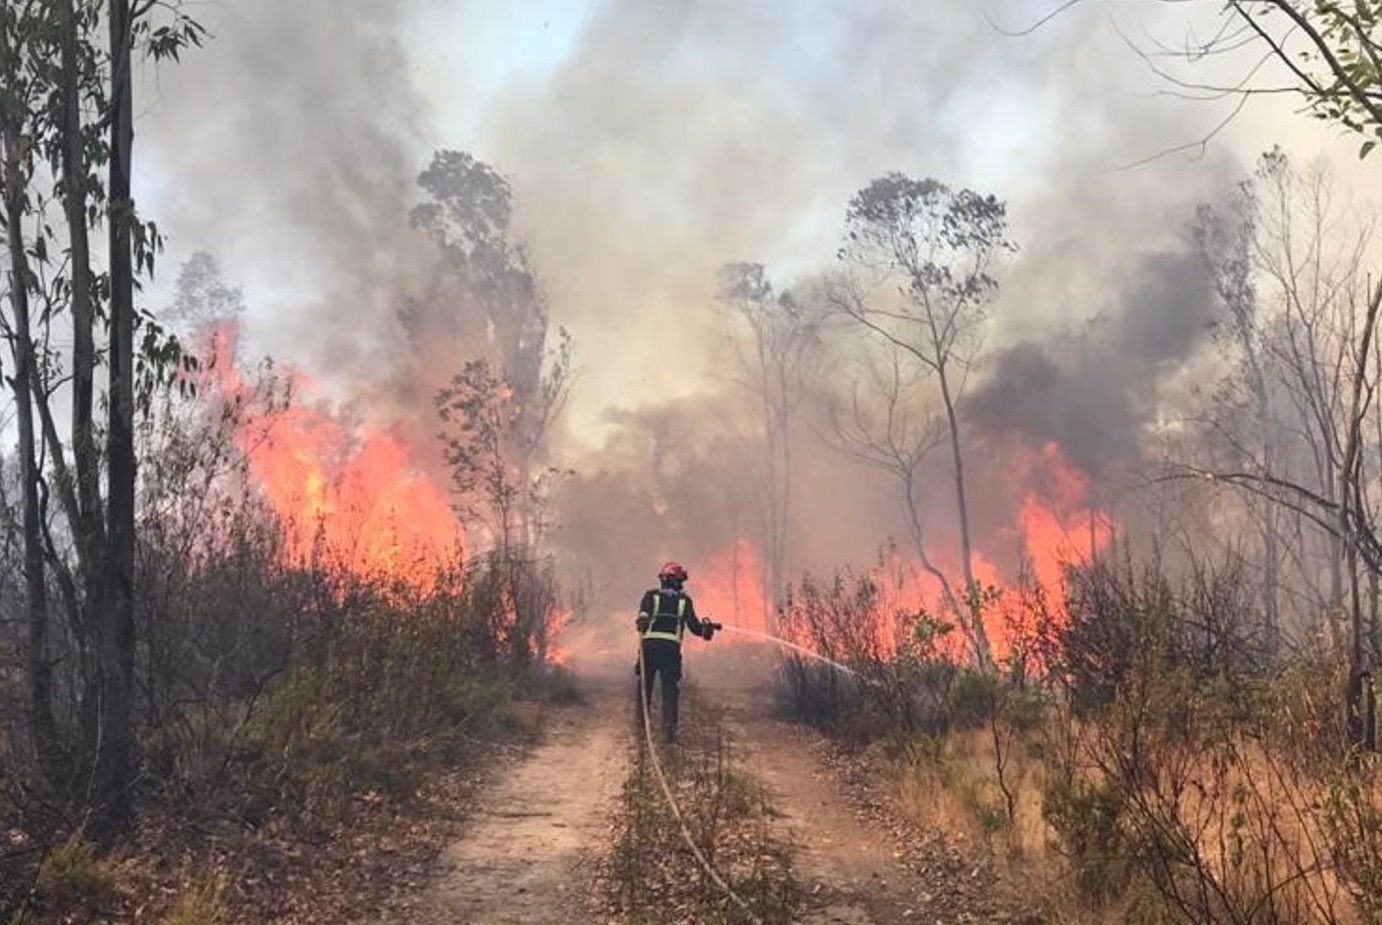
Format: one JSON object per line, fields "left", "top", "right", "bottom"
{"left": 381, "top": 688, "right": 627, "bottom": 925}
{"left": 730, "top": 701, "right": 1024, "bottom": 925}
{"left": 386, "top": 680, "right": 1025, "bottom": 925}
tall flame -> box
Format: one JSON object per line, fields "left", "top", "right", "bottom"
{"left": 708, "top": 441, "right": 1114, "bottom": 669}
{"left": 239, "top": 404, "right": 463, "bottom": 586}
{"left": 693, "top": 538, "right": 771, "bottom": 633}
{"left": 206, "top": 324, "right": 463, "bottom": 589}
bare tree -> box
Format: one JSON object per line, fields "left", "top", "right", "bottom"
{"left": 716, "top": 262, "right": 825, "bottom": 632}
{"left": 834, "top": 174, "right": 1015, "bottom": 669}
{"left": 1199, "top": 151, "right": 1381, "bottom": 669}
{"left": 822, "top": 331, "right": 964, "bottom": 628}
{"left": 1195, "top": 155, "right": 1286, "bottom": 646}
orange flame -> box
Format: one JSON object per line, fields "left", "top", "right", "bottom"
{"left": 712, "top": 441, "right": 1115, "bottom": 669}
{"left": 240, "top": 405, "right": 463, "bottom": 586}
{"left": 205, "top": 323, "right": 463, "bottom": 589}
{"left": 693, "top": 538, "right": 772, "bottom": 633}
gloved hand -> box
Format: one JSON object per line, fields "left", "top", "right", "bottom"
{"left": 636, "top": 616, "right": 650, "bottom": 633}
{"left": 703, "top": 621, "right": 722, "bottom": 641}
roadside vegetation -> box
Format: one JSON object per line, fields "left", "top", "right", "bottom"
{"left": 0, "top": 3, "right": 573, "bottom": 918}
{"left": 0, "top": 370, "right": 572, "bottom": 923}
{"left": 605, "top": 683, "right": 800, "bottom": 925}
{"left": 774, "top": 552, "right": 1382, "bottom": 925}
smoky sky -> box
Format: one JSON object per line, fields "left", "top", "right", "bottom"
{"left": 141, "top": 0, "right": 1248, "bottom": 398}
{"left": 139, "top": 0, "right": 436, "bottom": 390}
{"left": 130, "top": 0, "right": 1338, "bottom": 600}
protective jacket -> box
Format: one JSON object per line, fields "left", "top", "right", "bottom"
{"left": 637, "top": 587, "right": 712, "bottom": 644}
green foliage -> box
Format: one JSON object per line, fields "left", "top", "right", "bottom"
{"left": 236, "top": 583, "right": 526, "bottom": 830}
{"left": 946, "top": 668, "right": 1002, "bottom": 729}
{"left": 436, "top": 358, "right": 524, "bottom": 524}
{"left": 1056, "top": 554, "right": 1272, "bottom": 722}
{"left": 1297, "top": 0, "right": 1382, "bottom": 157}
{"left": 959, "top": 780, "right": 1010, "bottom": 837}
{"left": 136, "top": 9, "right": 207, "bottom": 63}
{"left": 1042, "top": 776, "right": 1131, "bottom": 905}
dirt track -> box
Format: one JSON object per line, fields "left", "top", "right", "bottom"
{"left": 736, "top": 705, "right": 1029, "bottom": 924}
{"left": 381, "top": 689, "right": 627, "bottom": 925}
{"left": 384, "top": 678, "right": 1024, "bottom": 925}
{"left": 745, "top": 714, "right": 933, "bottom": 924}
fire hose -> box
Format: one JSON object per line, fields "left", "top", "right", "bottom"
{"left": 633, "top": 625, "right": 763, "bottom": 925}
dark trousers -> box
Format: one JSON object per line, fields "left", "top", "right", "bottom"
{"left": 639, "top": 640, "right": 683, "bottom": 742}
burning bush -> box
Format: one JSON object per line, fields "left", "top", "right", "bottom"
{"left": 774, "top": 559, "right": 1001, "bottom": 742}
{"left": 0, "top": 327, "right": 571, "bottom": 921}
{"left": 126, "top": 345, "right": 567, "bottom": 826}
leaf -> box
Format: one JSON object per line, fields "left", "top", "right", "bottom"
{"left": 1361, "top": 140, "right": 1377, "bottom": 159}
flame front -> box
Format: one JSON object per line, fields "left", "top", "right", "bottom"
{"left": 694, "top": 539, "right": 772, "bottom": 634}
{"left": 240, "top": 404, "right": 463, "bottom": 587}
{"left": 700, "top": 441, "right": 1114, "bottom": 669}
{"left": 208, "top": 325, "right": 462, "bottom": 589}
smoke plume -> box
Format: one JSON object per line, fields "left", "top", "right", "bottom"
{"left": 133, "top": 0, "right": 1342, "bottom": 655}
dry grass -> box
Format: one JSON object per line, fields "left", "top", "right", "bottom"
{"left": 885, "top": 734, "right": 1086, "bottom": 922}
{"left": 605, "top": 684, "right": 800, "bottom": 925}
{"left": 883, "top": 718, "right": 1382, "bottom": 925}
{"left": 158, "top": 869, "right": 229, "bottom": 925}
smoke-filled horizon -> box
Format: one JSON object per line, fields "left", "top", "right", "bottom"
{"left": 133, "top": 0, "right": 1382, "bottom": 651}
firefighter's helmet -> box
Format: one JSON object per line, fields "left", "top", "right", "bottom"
{"left": 658, "top": 561, "right": 688, "bottom": 585}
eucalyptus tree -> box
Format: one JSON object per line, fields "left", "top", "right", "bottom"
{"left": 833, "top": 174, "right": 1015, "bottom": 669}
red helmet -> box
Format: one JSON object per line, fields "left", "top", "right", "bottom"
{"left": 658, "top": 561, "right": 688, "bottom": 584}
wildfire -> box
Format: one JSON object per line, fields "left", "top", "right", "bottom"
{"left": 240, "top": 405, "right": 463, "bottom": 586}
{"left": 692, "top": 538, "right": 771, "bottom": 633}
{"left": 701, "top": 441, "right": 1114, "bottom": 669}
{"left": 205, "top": 323, "right": 463, "bottom": 589}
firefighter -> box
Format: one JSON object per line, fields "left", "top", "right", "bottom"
{"left": 635, "top": 561, "right": 719, "bottom": 743}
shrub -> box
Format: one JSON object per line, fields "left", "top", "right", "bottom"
{"left": 160, "top": 872, "right": 228, "bottom": 925}
{"left": 31, "top": 834, "right": 116, "bottom": 913}
{"left": 1042, "top": 775, "right": 1131, "bottom": 905}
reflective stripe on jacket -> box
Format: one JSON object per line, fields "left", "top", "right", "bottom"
{"left": 639, "top": 588, "right": 692, "bottom": 643}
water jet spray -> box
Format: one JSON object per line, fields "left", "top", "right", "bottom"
{"left": 714, "top": 624, "right": 860, "bottom": 677}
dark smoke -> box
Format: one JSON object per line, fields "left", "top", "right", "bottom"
{"left": 140, "top": 0, "right": 435, "bottom": 385}
{"left": 971, "top": 249, "right": 1217, "bottom": 478}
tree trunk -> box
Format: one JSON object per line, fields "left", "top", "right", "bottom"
{"left": 56, "top": 0, "right": 102, "bottom": 562}
{"left": 1341, "top": 281, "right": 1382, "bottom": 678}
{"left": 903, "top": 468, "right": 963, "bottom": 627}
{"left": 55, "top": 0, "right": 116, "bottom": 825}
{"left": 936, "top": 358, "right": 990, "bottom": 669}
{"left": 95, "top": 0, "right": 137, "bottom": 834}
{"left": 771, "top": 363, "right": 795, "bottom": 635}
{"left": 0, "top": 36, "right": 64, "bottom": 785}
